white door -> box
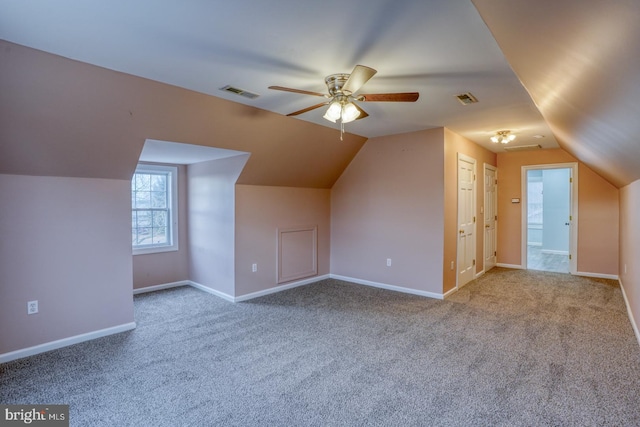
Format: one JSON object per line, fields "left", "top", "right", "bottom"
{"left": 457, "top": 154, "right": 476, "bottom": 288}
{"left": 484, "top": 165, "right": 497, "bottom": 271}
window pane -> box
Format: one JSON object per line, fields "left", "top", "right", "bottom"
{"left": 135, "top": 191, "right": 151, "bottom": 209}
{"left": 151, "top": 174, "right": 166, "bottom": 191}
{"left": 152, "top": 211, "right": 167, "bottom": 227}
{"left": 135, "top": 174, "right": 150, "bottom": 191}
{"left": 152, "top": 227, "right": 167, "bottom": 244}
{"left": 137, "top": 227, "right": 151, "bottom": 245}
{"left": 151, "top": 191, "right": 166, "bottom": 208}
{"left": 137, "top": 211, "right": 152, "bottom": 227}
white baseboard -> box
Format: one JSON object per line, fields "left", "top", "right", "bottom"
{"left": 330, "top": 274, "right": 444, "bottom": 300}
{"left": 133, "top": 280, "right": 190, "bottom": 295}
{"left": 541, "top": 249, "right": 569, "bottom": 255}
{"left": 188, "top": 275, "right": 331, "bottom": 303}
{"left": 188, "top": 281, "right": 236, "bottom": 303}
{"left": 496, "top": 263, "right": 524, "bottom": 269}
{"left": 0, "top": 322, "right": 136, "bottom": 364}
{"left": 619, "top": 278, "right": 640, "bottom": 348}
{"left": 234, "top": 274, "right": 330, "bottom": 302}
{"left": 575, "top": 271, "right": 619, "bottom": 280}
{"left": 442, "top": 286, "right": 458, "bottom": 298}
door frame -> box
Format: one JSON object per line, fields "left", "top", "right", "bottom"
{"left": 483, "top": 163, "right": 497, "bottom": 273}
{"left": 456, "top": 153, "right": 477, "bottom": 290}
{"left": 520, "top": 163, "right": 578, "bottom": 274}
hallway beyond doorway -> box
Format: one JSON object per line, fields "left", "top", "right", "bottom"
{"left": 527, "top": 244, "right": 569, "bottom": 273}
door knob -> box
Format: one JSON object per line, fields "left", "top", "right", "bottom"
{"left": 485, "top": 224, "right": 490, "bottom": 228}
{"left": 459, "top": 230, "right": 464, "bottom": 234}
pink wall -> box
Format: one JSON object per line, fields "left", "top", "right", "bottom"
{"left": 443, "top": 129, "right": 497, "bottom": 292}
{"left": 0, "top": 40, "right": 366, "bottom": 188}
{"left": 497, "top": 149, "right": 619, "bottom": 276}
{"left": 331, "top": 128, "right": 445, "bottom": 294}
{"left": 132, "top": 164, "right": 189, "bottom": 289}
{"left": 188, "top": 155, "right": 250, "bottom": 297}
{"left": 235, "top": 185, "right": 331, "bottom": 297}
{"left": 620, "top": 179, "right": 640, "bottom": 336}
{"left": 0, "top": 175, "right": 134, "bottom": 354}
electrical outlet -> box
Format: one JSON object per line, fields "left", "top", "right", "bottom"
{"left": 386, "top": 258, "right": 392, "bottom": 267}
{"left": 450, "top": 261, "right": 454, "bottom": 270}
{"left": 252, "top": 263, "right": 257, "bottom": 272}
{"left": 27, "top": 300, "right": 38, "bottom": 315}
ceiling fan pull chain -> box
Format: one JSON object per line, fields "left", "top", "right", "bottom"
{"left": 340, "top": 121, "right": 344, "bottom": 141}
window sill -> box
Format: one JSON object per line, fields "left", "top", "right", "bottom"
{"left": 133, "top": 245, "right": 179, "bottom": 256}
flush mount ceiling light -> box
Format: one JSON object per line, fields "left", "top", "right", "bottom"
{"left": 491, "top": 130, "right": 516, "bottom": 144}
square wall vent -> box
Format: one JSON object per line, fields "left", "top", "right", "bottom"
{"left": 219, "top": 85, "right": 260, "bottom": 99}
{"left": 455, "top": 92, "right": 478, "bottom": 105}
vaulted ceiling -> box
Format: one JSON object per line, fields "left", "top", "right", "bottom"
{"left": 472, "top": 0, "right": 640, "bottom": 187}
{"left": 1, "top": 0, "right": 638, "bottom": 187}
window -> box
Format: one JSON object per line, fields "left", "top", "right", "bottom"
{"left": 131, "top": 164, "right": 178, "bottom": 255}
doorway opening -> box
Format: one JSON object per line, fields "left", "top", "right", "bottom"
{"left": 521, "top": 164, "right": 577, "bottom": 274}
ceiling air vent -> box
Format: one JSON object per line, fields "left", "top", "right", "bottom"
{"left": 455, "top": 92, "right": 478, "bottom": 105}
{"left": 503, "top": 144, "right": 542, "bottom": 152}
{"left": 219, "top": 85, "right": 260, "bottom": 100}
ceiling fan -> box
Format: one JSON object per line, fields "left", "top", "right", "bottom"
{"left": 269, "top": 65, "right": 419, "bottom": 139}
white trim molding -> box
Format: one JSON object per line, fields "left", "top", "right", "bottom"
{"left": 496, "top": 263, "right": 525, "bottom": 269}
{"left": 541, "top": 249, "right": 569, "bottom": 255}
{"left": 330, "top": 274, "right": 445, "bottom": 300}
{"left": 187, "top": 275, "right": 331, "bottom": 303}
{"left": 442, "top": 286, "right": 458, "bottom": 299}
{"left": 142, "top": 275, "right": 444, "bottom": 303}
{"left": 619, "top": 279, "right": 640, "bottom": 347}
{"left": 575, "top": 271, "right": 619, "bottom": 280}
{"left": 188, "top": 281, "right": 235, "bottom": 303}
{"left": 235, "top": 274, "right": 330, "bottom": 302}
{"left": 133, "top": 280, "right": 190, "bottom": 295}
{"left": 0, "top": 322, "right": 136, "bottom": 364}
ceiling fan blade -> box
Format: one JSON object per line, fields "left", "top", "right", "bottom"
{"left": 342, "top": 65, "right": 377, "bottom": 95}
{"left": 286, "top": 102, "right": 329, "bottom": 117}
{"left": 357, "top": 92, "right": 420, "bottom": 102}
{"left": 354, "top": 103, "right": 369, "bottom": 120}
{"left": 268, "top": 86, "right": 327, "bottom": 97}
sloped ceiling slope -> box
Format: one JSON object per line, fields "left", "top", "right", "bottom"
{"left": 473, "top": 0, "right": 640, "bottom": 188}
{"left": 0, "top": 0, "right": 559, "bottom": 153}
{"left": 0, "top": 41, "right": 366, "bottom": 188}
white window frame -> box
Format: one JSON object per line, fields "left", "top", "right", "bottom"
{"left": 132, "top": 164, "right": 179, "bottom": 255}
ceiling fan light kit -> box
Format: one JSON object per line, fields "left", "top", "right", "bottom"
{"left": 269, "top": 65, "right": 419, "bottom": 140}
{"left": 323, "top": 98, "right": 360, "bottom": 124}
{"left": 491, "top": 130, "right": 516, "bottom": 144}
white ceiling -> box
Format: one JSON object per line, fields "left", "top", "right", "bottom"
{"left": 140, "top": 140, "right": 248, "bottom": 165}
{"left": 0, "top": 0, "right": 559, "bottom": 153}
